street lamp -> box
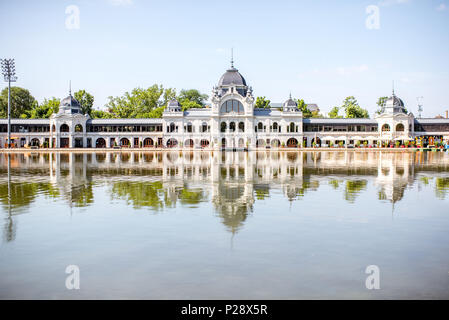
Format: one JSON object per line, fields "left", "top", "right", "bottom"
{"left": 1, "top": 58, "right": 17, "bottom": 148}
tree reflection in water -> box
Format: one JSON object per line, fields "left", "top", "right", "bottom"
{"left": 0, "top": 151, "right": 449, "bottom": 236}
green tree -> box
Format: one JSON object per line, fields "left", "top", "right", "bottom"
{"left": 328, "top": 106, "right": 342, "bottom": 118}
{"left": 375, "top": 96, "right": 388, "bottom": 115}
{"left": 255, "top": 96, "right": 271, "bottom": 109}
{"left": 29, "top": 97, "right": 60, "bottom": 118}
{"left": 0, "top": 87, "right": 37, "bottom": 118}
{"left": 340, "top": 96, "right": 369, "bottom": 118}
{"left": 298, "top": 99, "right": 311, "bottom": 118}
{"left": 74, "top": 90, "right": 94, "bottom": 116}
{"left": 178, "top": 89, "right": 208, "bottom": 110}
{"left": 106, "top": 84, "right": 174, "bottom": 118}
{"left": 91, "top": 108, "right": 114, "bottom": 119}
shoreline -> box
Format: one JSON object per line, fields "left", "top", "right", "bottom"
{"left": 1, "top": 147, "right": 447, "bottom": 153}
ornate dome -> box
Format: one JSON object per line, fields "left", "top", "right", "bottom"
{"left": 385, "top": 95, "right": 404, "bottom": 108}
{"left": 167, "top": 99, "right": 181, "bottom": 107}
{"left": 284, "top": 97, "right": 297, "bottom": 108}
{"left": 384, "top": 93, "right": 406, "bottom": 114}
{"left": 166, "top": 99, "right": 182, "bottom": 112}
{"left": 60, "top": 94, "right": 81, "bottom": 108}
{"left": 218, "top": 67, "right": 247, "bottom": 87}
{"left": 283, "top": 94, "right": 299, "bottom": 112}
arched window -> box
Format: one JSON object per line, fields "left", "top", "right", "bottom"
{"left": 143, "top": 138, "right": 153, "bottom": 147}
{"left": 60, "top": 124, "right": 69, "bottom": 132}
{"left": 382, "top": 124, "right": 390, "bottom": 132}
{"left": 186, "top": 122, "right": 193, "bottom": 133}
{"left": 221, "top": 122, "right": 227, "bottom": 133}
{"left": 201, "top": 122, "right": 208, "bottom": 133}
{"left": 75, "top": 124, "right": 83, "bottom": 133}
{"left": 257, "top": 122, "right": 263, "bottom": 132}
{"left": 168, "top": 122, "right": 176, "bottom": 133}
{"left": 289, "top": 122, "right": 295, "bottom": 133}
{"left": 229, "top": 122, "right": 236, "bottom": 132}
{"left": 185, "top": 139, "right": 194, "bottom": 148}
{"left": 273, "top": 122, "right": 278, "bottom": 132}
{"left": 287, "top": 138, "right": 298, "bottom": 148}
{"left": 120, "top": 138, "right": 130, "bottom": 146}
{"left": 238, "top": 122, "right": 244, "bottom": 132}
{"left": 166, "top": 138, "right": 178, "bottom": 148}
{"left": 396, "top": 123, "right": 404, "bottom": 132}
{"left": 96, "top": 138, "right": 106, "bottom": 148}
{"left": 220, "top": 100, "right": 244, "bottom": 114}
{"left": 200, "top": 139, "right": 209, "bottom": 148}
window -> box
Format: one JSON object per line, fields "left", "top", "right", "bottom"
{"left": 382, "top": 124, "right": 390, "bottom": 132}
{"left": 221, "top": 122, "right": 227, "bottom": 133}
{"left": 220, "top": 100, "right": 244, "bottom": 114}
{"left": 60, "top": 124, "right": 69, "bottom": 132}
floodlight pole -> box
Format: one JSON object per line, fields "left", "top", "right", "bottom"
{"left": 7, "top": 75, "right": 11, "bottom": 148}
{"left": 1, "top": 59, "right": 17, "bottom": 149}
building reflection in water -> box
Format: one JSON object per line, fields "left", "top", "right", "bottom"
{"left": 1, "top": 151, "right": 449, "bottom": 237}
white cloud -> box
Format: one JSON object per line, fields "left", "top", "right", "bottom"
{"left": 108, "top": 0, "right": 133, "bottom": 6}
{"left": 436, "top": 3, "right": 447, "bottom": 11}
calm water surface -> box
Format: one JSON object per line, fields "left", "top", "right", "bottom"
{"left": 0, "top": 151, "right": 449, "bottom": 299}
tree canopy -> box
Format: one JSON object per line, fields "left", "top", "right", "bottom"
{"left": 104, "top": 85, "right": 208, "bottom": 118}
{"left": 328, "top": 106, "right": 342, "bottom": 118}
{"left": 0, "top": 87, "right": 37, "bottom": 118}
{"left": 336, "top": 96, "right": 369, "bottom": 118}
{"left": 255, "top": 96, "right": 271, "bottom": 109}
{"left": 28, "top": 97, "right": 60, "bottom": 119}
{"left": 298, "top": 99, "right": 321, "bottom": 118}
{"left": 74, "top": 90, "right": 94, "bottom": 116}
{"left": 375, "top": 96, "right": 388, "bottom": 115}
{"left": 178, "top": 89, "right": 208, "bottom": 110}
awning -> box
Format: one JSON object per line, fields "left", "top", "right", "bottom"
{"left": 394, "top": 137, "right": 413, "bottom": 141}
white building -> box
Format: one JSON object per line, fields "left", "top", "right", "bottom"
{"left": 1, "top": 63, "right": 449, "bottom": 149}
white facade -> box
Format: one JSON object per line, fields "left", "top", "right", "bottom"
{"left": 1, "top": 64, "right": 449, "bottom": 149}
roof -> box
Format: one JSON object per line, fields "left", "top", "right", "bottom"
{"left": 88, "top": 118, "right": 163, "bottom": 124}
{"left": 167, "top": 99, "right": 181, "bottom": 107}
{"left": 60, "top": 94, "right": 81, "bottom": 108}
{"left": 284, "top": 97, "right": 297, "bottom": 107}
{"left": 414, "top": 118, "right": 449, "bottom": 124}
{"left": 184, "top": 108, "right": 212, "bottom": 117}
{"left": 303, "top": 118, "right": 377, "bottom": 124}
{"left": 0, "top": 119, "right": 50, "bottom": 125}
{"left": 307, "top": 104, "right": 319, "bottom": 112}
{"left": 218, "top": 67, "right": 247, "bottom": 86}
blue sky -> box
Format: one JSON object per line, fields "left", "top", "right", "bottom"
{"left": 1, "top": 0, "right": 448, "bottom": 117}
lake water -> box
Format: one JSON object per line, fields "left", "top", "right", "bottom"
{"left": 0, "top": 151, "right": 448, "bottom": 299}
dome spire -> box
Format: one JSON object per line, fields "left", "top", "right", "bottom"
{"left": 231, "top": 48, "right": 234, "bottom": 68}
{"left": 392, "top": 80, "right": 395, "bottom": 95}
